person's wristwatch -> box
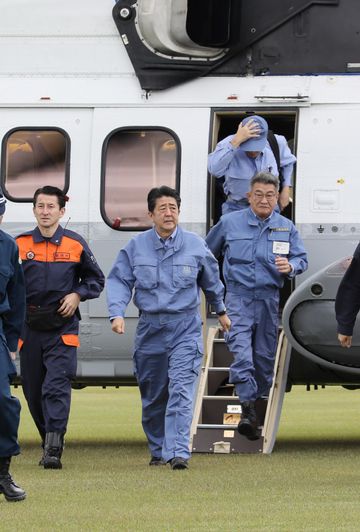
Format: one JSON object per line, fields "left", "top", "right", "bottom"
{"left": 217, "top": 310, "right": 227, "bottom": 316}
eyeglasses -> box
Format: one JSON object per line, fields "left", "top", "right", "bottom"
{"left": 253, "top": 191, "right": 277, "bottom": 200}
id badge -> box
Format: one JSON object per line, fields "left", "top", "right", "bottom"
{"left": 273, "top": 241, "right": 290, "bottom": 255}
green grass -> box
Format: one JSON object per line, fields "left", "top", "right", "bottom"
{"left": 2, "top": 386, "right": 360, "bottom": 531}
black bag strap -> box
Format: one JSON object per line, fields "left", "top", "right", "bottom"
{"left": 267, "top": 130, "right": 284, "bottom": 191}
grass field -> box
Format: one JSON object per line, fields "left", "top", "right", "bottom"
{"left": 2, "top": 385, "right": 360, "bottom": 531}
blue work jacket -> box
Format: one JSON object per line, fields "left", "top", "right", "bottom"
{"left": 208, "top": 134, "right": 296, "bottom": 201}
{"left": 107, "top": 226, "right": 226, "bottom": 317}
{"left": 206, "top": 208, "right": 308, "bottom": 296}
{"left": 0, "top": 229, "right": 26, "bottom": 351}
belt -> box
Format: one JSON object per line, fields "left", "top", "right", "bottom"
{"left": 226, "top": 284, "right": 279, "bottom": 299}
{"left": 227, "top": 196, "right": 249, "bottom": 205}
{"left": 140, "top": 310, "right": 198, "bottom": 325}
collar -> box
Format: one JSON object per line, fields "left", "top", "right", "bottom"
{"left": 152, "top": 226, "right": 182, "bottom": 251}
{"left": 33, "top": 224, "right": 64, "bottom": 245}
{"left": 248, "top": 208, "right": 275, "bottom": 226}
{"left": 155, "top": 226, "right": 178, "bottom": 242}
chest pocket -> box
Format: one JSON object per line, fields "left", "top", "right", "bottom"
{"left": 0, "top": 266, "right": 11, "bottom": 297}
{"left": 227, "top": 236, "right": 253, "bottom": 265}
{"left": 173, "top": 256, "right": 198, "bottom": 288}
{"left": 134, "top": 259, "right": 158, "bottom": 289}
{"left": 268, "top": 231, "right": 290, "bottom": 262}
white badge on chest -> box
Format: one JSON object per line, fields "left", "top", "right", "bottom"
{"left": 272, "top": 241, "right": 290, "bottom": 255}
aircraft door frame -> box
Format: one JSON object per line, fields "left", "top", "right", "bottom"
{"left": 207, "top": 108, "right": 299, "bottom": 229}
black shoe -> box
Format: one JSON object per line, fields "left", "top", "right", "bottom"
{"left": 0, "top": 474, "right": 26, "bottom": 502}
{"left": 39, "top": 442, "right": 45, "bottom": 466}
{"left": 43, "top": 432, "right": 64, "bottom": 469}
{"left": 0, "top": 457, "right": 26, "bottom": 502}
{"left": 43, "top": 454, "right": 62, "bottom": 469}
{"left": 169, "top": 457, "right": 188, "bottom": 470}
{"left": 238, "top": 401, "right": 260, "bottom": 441}
{"left": 149, "top": 456, "right": 165, "bottom": 466}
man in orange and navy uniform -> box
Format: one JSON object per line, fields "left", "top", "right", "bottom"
{"left": 16, "top": 186, "right": 104, "bottom": 469}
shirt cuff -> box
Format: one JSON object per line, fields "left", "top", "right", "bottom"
{"left": 287, "top": 263, "right": 295, "bottom": 278}
{"left": 282, "top": 167, "right": 293, "bottom": 187}
{"left": 337, "top": 324, "right": 354, "bottom": 336}
{"left": 214, "top": 304, "right": 226, "bottom": 314}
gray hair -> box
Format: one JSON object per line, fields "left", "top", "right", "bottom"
{"left": 250, "top": 171, "right": 279, "bottom": 191}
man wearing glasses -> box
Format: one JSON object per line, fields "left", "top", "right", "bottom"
{"left": 206, "top": 172, "right": 307, "bottom": 440}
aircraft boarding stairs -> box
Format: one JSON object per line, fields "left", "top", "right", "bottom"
{"left": 190, "top": 327, "right": 290, "bottom": 455}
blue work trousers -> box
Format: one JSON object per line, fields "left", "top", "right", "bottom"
{"left": 19, "top": 325, "right": 78, "bottom": 440}
{"left": 0, "top": 334, "right": 21, "bottom": 457}
{"left": 225, "top": 293, "right": 279, "bottom": 402}
{"left": 134, "top": 312, "right": 203, "bottom": 463}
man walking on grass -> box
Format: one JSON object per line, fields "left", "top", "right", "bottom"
{"left": 107, "top": 186, "right": 230, "bottom": 470}
{"left": 0, "top": 188, "right": 27, "bottom": 501}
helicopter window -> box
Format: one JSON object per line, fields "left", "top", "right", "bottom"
{"left": 101, "top": 128, "right": 180, "bottom": 230}
{"left": 1, "top": 128, "right": 69, "bottom": 201}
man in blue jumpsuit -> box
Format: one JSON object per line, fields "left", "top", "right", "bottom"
{"left": 206, "top": 172, "right": 307, "bottom": 440}
{"left": 0, "top": 189, "right": 27, "bottom": 501}
{"left": 16, "top": 186, "right": 105, "bottom": 469}
{"left": 107, "top": 186, "right": 230, "bottom": 470}
{"left": 335, "top": 244, "right": 360, "bottom": 348}
{"left": 208, "top": 115, "right": 296, "bottom": 215}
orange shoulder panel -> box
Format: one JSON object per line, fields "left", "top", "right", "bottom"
{"left": 16, "top": 235, "right": 47, "bottom": 262}
{"left": 16, "top": 235, "right": 83, "bottom": 263}
{"left": 55, "top": 236, "right": 83, "bottom": 263}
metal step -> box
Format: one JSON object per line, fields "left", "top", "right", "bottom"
{"left": 197, "top": 424, "right": 238, "bottom": 429}
{"left": 191, "top": 326, "right": 290, "bottom": 455}
{"left": 202, "top": 395, "right": 237, "bottom": 400}
{"left": 212, "top": 341, "right": 233, "bottom": 367}
{"left": 192, "top": 427, "right": 264, "bottom": 453}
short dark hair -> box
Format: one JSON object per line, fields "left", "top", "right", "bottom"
{"left": 33, "top": 186, "right": 67, "bottom": 209}
{"left": 147, "top": 186, "right": 181, "bottom": 213}
{"left": 250, "top": 172, "right": 279, "bottom": 191}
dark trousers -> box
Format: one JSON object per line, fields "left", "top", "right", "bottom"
{"left": 19, "top": 325, "right": 78, "bottom": 439}
{"left": 0, "top": 334, "right": 21, "bottom": 457}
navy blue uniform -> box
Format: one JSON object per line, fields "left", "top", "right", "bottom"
{"left": 335, "top": 243, "right": 360, "bottom": 336}
{"left": 0, "top": 230, "right": 26, "bottom": 457}
{"left": 16, "top": 225, "right": 104, "bottom": 439}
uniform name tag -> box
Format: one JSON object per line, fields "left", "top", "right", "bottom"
{"left": 54, "top": 252, "right": 70, "bottom": 260}
{"left": 273, "top": 241, "right": 290, "bottom": 255}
